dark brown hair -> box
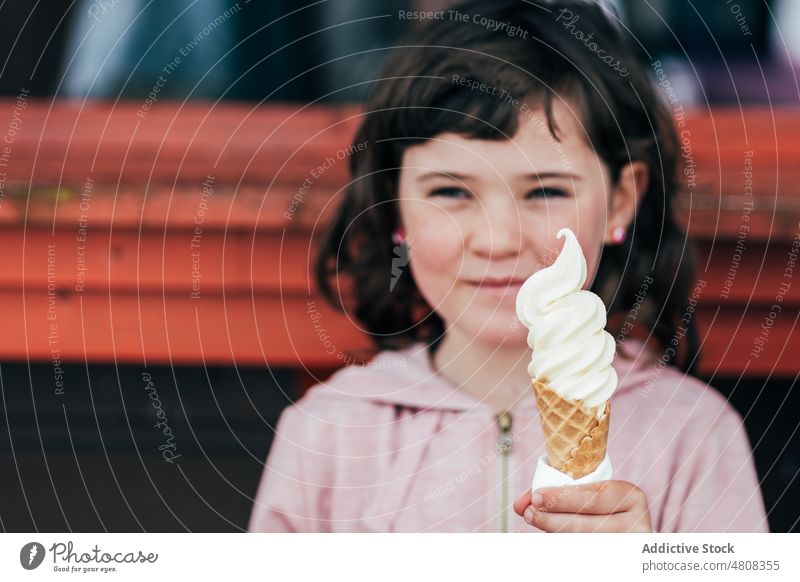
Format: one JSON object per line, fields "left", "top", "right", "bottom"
{"left": 315, "top": 0, "right": 699, "bottom": 374}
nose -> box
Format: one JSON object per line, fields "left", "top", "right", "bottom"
{"left": 467, "top": 194, "right": 524, "bottom": 259}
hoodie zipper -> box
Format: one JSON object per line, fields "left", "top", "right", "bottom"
{"left": 496, "top": 411, "right": 514, "bottom": 533}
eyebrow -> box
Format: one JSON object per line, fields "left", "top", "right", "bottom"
{"left": 416, "top": 170, "right": 582, "bottom": 182}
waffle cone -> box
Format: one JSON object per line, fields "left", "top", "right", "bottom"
{"left": 533, "top": 379, "right": 610, "bottom": 479}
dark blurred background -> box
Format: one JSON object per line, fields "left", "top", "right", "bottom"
{"left": 0, "top": 0, "right": 797, "bottom": 104}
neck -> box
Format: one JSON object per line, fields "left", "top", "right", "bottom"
{"left": 431, "top": 327, "right": 533, "bottom": 415}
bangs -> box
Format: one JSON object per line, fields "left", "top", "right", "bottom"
{"left": 366, "top": 33, "right": 595, "bottom": 163}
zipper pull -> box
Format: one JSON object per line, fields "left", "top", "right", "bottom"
{"left": 496, "top": 411, "right": 515, "bottom": 533}
{"left": 496, "top": 411, "right": 514, "bottom": 454}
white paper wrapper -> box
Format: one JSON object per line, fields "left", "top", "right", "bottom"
{"left": 531, "top": 452, "right": 612, "bottom": 491}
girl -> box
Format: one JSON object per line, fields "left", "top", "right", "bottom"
{"left": 249, "top": 0, "right": 768, "bottom": 533}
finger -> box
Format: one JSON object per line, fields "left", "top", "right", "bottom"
{"left": 533, "top": 480, "right": 642, "bottom": 515}
{"left": 527, "top": 506, "right": 643, "bottom": 533}
{"left": 513, "top": 489, "right": 532, "bottom": 517}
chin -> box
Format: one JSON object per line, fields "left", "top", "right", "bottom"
{"left": 452, "top": 310, "right": 529, "bottom": 347}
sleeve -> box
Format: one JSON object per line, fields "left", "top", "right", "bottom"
{"left": 247, "top": 403, "right": 332, "bottom": 532}
{"left": 659, "top": 401, "right": 769, "bottom": 533}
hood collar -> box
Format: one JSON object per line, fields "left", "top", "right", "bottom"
{"left": 320, "top": 338, "right": 659, "bottom": 414}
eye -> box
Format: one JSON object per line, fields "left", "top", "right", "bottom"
{"left": 429, "top": 187, "right": 470, "bottom": 199}
{"left": 526, "top": 187, "right": 568, "bottom": 199}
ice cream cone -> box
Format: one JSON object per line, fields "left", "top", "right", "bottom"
{"left": 533, "top": 378, "right": 610, "bottom": 479}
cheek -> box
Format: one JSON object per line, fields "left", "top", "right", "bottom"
{"left": 405, "top": 208, "right": 464, "bottom": 309}
{"left": 547, "top": 188, "right": 609, "bottom": 286}
{"left": 579, "top": 191, "right": 610, "bottom": 287}
{"left": 573, "top": 201, "right": 607, "bottom": 289}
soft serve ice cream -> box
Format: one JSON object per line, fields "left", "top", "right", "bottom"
{"left": 516, "top": 226, "right": 617, "bottom": 482}
{"left": 515, "top": 227, "right": 618, "bottom": 416}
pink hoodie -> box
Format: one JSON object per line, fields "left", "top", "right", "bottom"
{"left": 248, "top": 338, "right": 769, "bottom": 532}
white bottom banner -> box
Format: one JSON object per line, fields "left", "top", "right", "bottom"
{"left": 0, "top": 533, "right": 796, "bottom": 581}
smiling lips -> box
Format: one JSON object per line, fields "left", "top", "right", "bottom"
{"left": 465, "top": 276, "right": 527, "bottom": 297}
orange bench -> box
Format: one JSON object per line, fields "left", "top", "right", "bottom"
{"left": 0, "top": 100, "right": 797, "bottom": 383}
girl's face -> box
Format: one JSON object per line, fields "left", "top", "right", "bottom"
{"left": 397, "top": 101, "right": 645, "bottom": 346}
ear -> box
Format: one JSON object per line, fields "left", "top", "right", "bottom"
{"left": 606, "top": 161, "right": 649, "bottom": 244}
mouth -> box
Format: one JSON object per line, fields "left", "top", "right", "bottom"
{"left": 464, "top": 276, "right": 527, "bottom": 297}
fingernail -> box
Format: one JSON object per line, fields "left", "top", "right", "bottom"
{"left": 532, "top": 492, "right": 544, "bottom": 508}
{"left": 523, "top": 507, "right": 534, "bottom": 524}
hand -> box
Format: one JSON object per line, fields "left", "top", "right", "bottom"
{"left": 513, "top": 480, "right": 652, "bottom": 532}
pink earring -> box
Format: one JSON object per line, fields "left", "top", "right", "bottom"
{"left": 392, "top": 227, "right": 406, "bottom": 245}
{"left": 611, "top": 225, "right": 626, "bottom": 243}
